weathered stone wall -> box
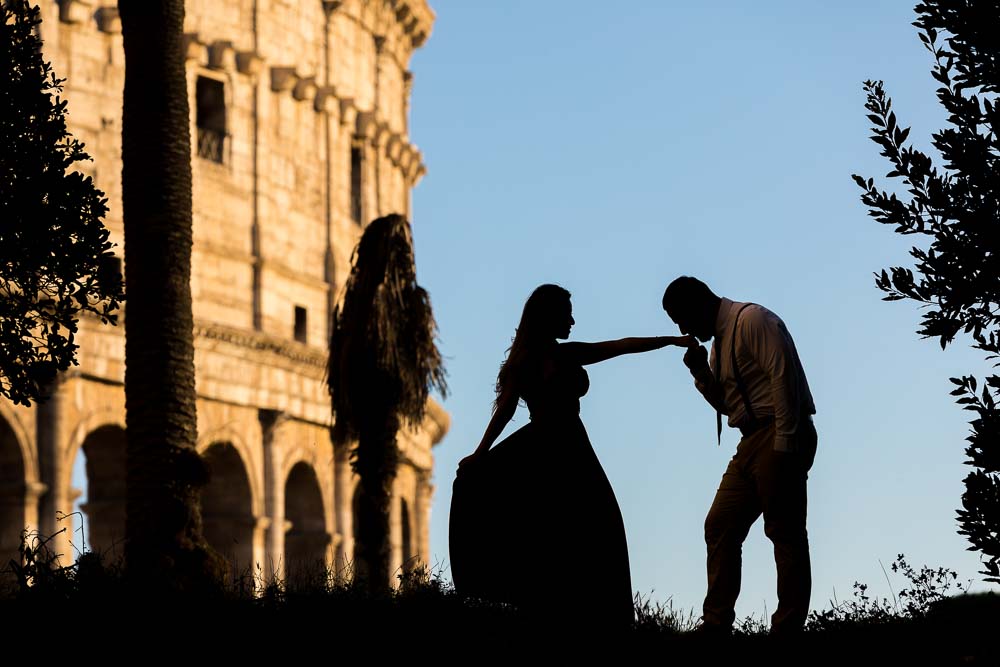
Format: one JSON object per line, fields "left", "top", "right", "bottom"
{"left": 0, "top": 0, "right": 446, "bottom": 585}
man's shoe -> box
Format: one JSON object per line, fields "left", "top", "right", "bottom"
{"left": 692, "top": 620, "right": 732, "bottom": 637}
{"left": 768, "top": 625, "right": 805, "bottom": 640}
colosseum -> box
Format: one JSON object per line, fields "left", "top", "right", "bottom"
{"left": 0, "top": 0, "right": 448, "bottom": 587}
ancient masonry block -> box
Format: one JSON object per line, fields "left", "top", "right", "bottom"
{"left": 1, "top": 0, "right": 442, "bottom": 585}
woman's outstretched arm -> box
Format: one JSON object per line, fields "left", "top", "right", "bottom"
{"left": 560, "top": 335, "right": 696, "bottom": 366}
{"left": 458, "top": 385, "right": 519, "bottom": 467}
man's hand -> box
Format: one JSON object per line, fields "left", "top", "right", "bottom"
{"left": 683, "top": 343, "right": 710, "bottom": 373}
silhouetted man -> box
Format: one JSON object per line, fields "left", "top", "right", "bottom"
{"left": 662, "top": 276, "right": 817, "bottom": 636}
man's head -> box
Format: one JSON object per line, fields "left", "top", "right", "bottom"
{"left": 662, "top": 276, "right": 721, "bottom": 342}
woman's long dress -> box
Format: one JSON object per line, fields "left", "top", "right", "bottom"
{"left": 449, "top": 352, "right": 634, "bottom": 628}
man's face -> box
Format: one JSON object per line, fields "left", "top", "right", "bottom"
{"left": 666, "top": 305, "right": 714, "bottom": 343}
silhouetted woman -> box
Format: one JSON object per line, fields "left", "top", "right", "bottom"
{"left": 449, "top": 284, "right": 693, "bottom": 631}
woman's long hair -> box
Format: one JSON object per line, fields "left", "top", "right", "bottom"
{"left": 495, "top": 284, "right": 571, "bottom": 409}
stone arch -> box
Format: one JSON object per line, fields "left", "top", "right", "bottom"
{"left": 0, "top": 412, "right": 27, "bottom": 570}
{"left": 77, "top": 425, "right": 127, "bottom": 558}
{"left": 64, "top": 408, "right": 125, "bottom": 496}
{"left": 284, "top": 461, "right": 329, "bottom": 588}
{"left": 0, "top": 403, "right": 36, "bottom": 484}
{"left": 198, "top": 426, "right": 263, "bottom": 517}
{"left": 200, "top": 441, "right": 256, "bottom": 578}
{"left": 279, "top": 442, "right": 325, "bottom": 483}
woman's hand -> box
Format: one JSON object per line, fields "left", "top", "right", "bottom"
{"left": 458, "top": 450, "right": 486, "bottom": 470}
{"left": 674, "top": 335, "right": 699, "bottom": 348}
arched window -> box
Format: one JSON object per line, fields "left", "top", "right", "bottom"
{"left": 78, "top": 425, "right": 127, "bottom": 558}
{"left": 200, "top": 442, "right": 254, "bottom": 578}
{"left": 284, "top": 462, "right": 328, "bottom": 589}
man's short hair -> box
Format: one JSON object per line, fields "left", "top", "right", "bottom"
{"left": 662, "top": 276, "right": 716, "bottom": 314}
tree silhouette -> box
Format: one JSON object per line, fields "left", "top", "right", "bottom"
{"left": 118, "top": 0, "right": 220, "bottom": 589}
{"left": 0, "top": 1, "right": 124, "bottom": 406}
{"left": 327, "top": 214, "right": 446, "bottom": 592}
{"left": 853, "top": 0, "right": 999, "bottom": 583}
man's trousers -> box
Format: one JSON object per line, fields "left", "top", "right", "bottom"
{"left": 702, "top": 418, "right": 818, "bottom": 633}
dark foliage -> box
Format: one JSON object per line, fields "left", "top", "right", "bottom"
{"left": 4, "top": 538, "right": 998, "bottom": 663}
{"left": 0, "top": 1, "right": 124, "bottom": 406}
{"left": 853, "top": 0, "right": 1000, "bottom": 583}
{"left": 327, "top": 214, "right": 446, "bottom": 591}
{"left": 805, "top": 554, "right": 967, "bottom": 630}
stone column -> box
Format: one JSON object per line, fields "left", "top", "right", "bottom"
{"left": 388, "top": 487, "right": 401, "bottom": 587}
{"left": 402, "top": 70, "right": 414, "bottom": 220}
{"left": 253, "top": 516, "right": 271, "bottom": 588}
{"left": 22, "top": 481, "right": 47, "bottom": 537}
{"left": 414, "top": 471, "right": 434, "bottom": 567}
{"left": 260, "top": 409, "right": 286, "bottom": 584}
{"left": 354, "top": 111, "right": 377, "bottom": 225}
{"left": 36, "top": 377, "right": 71, "bottom": 564}
{"left": 333, "top": 442, "right": 353, "bottom": 577}
{"left": 372, "top": 34, "right": 384, "bottom": 215}
{"left": 0, "top": 480, "right": 45, "bottom": 571}
{"left": 328, "top": 533, "right": 343, "bottom": 579}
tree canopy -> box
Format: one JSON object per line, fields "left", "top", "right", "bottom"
{"left": 327, "top": 213, "right": 446, "bottom": 589}
{"left": 0, "top": 1, "right": 124, "bottom": 406}
{"left": 854, "top": 0, "right": 999, "bottom": 583}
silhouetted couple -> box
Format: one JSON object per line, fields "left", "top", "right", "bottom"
{"left": 449, "top": 277, "right": 817, "bottom": 637}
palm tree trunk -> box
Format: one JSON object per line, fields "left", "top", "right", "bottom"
{"left": 118, "top": 0, "right": 217, "bottom": 589}
{"left": 353, "top": 412, "right": 400, "bottom": 593}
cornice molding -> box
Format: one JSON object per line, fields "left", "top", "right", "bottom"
{"left": 270, "top": 66, "right": 298, "bottom": 92}
{"left": 372, "top": 121, "right": 392, "bottom": 148}
{"left": 315, "top": 86, "right": 340, "bottom": 114}
{"left": 386, "top": 134, "right": 404, "bottom": 164}
{"left": 423, "top": 397, "right": 450, "bottom": 446}
{"left": 58, "top": 0, "right": 92, "bottom": 25}
{"left": 94, "top": 6, "right": 120, "bottom": 34}
{"left": 182, "top": 33, "right": 207, "bottom": 64}
{"left": 236, "top": 51, "right": 264, "bottom": 77}
{"left": 177, "top": 32, "right": 427, "bottom": 185}
{"left": 355, "top": 111, "right": 377, "bottom": 140}
{"left": 339, "top": 98, "right": 358, "bottom": 128}
{"left": 208, "top": 40, "right": 236, "bottom": 71}
{"left": 389, "top": 0, "right": 434, "bottom": 48}
{"left": 292, "top": 76, "right": 318, "bottom": 101}
{"left": 351, "top": 112, "right": 426, "bottom": 183}
{"left": 194, "top": 321, "right": 327, "bottom": 370}
{"left": 325, "top": 0, "right": 434, "bottom": 68}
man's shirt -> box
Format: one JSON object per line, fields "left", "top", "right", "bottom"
{"left": 692, "top": 298, "right": 816, "bottom": 452}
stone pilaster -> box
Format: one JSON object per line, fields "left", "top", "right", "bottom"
{"left": 22, "top": 481, "right": 47, "bottom": 538}
{"left": 333, "top": 441, "right": 353, "bottom": 576}
{"left": 36, "top": 377, "right": 72, "bottom": 564}
{"left": 260, "top": 408, "right": 287, "bottom": 583}
{"left": 389, "top": 488, "right": 401, "bottom": 586}
{"left": 253, "top": 516, "right": 271, "bottom": 586}
{"left": 414, "top": 471, "right": 434, "bottom": 567}
{"left": 4, "top": 0, "right": 449, "bottom": 588}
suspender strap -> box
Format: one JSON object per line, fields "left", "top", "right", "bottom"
{"left": 731, "top": 304, "right": 757, "bottom": 427}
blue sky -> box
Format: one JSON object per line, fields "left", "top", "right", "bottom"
{"left": 409, "top": 1, "right": 999, "bottom": 618}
